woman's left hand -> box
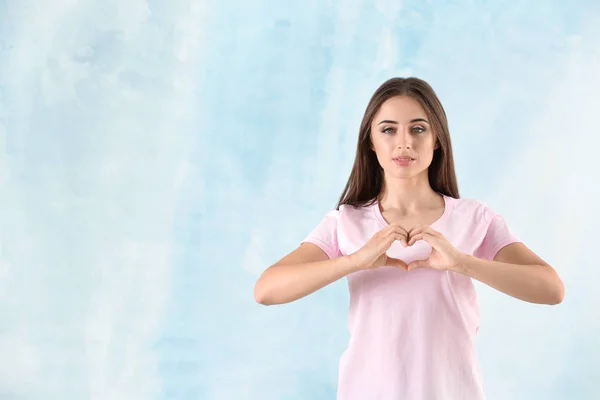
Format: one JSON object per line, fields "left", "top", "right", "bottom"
{"left": 406, "top": 225, "right": 465, "bottom": 271}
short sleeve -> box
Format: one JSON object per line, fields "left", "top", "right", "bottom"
{"left": 473, "top": 210, "right": 522, "bottom": 261}
{"left": 301, "top": 209, "right": 343, "bottom": 259}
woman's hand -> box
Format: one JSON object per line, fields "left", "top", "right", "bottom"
{"left": 405, "top": 225, "right": 464, "bottom": 271}
{"left": 349, "top": 223, "right": 410, "bottom": 270}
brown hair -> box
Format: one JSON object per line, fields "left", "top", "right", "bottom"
{"left": 336, "top": 77, "right": 460, "bottom": 209}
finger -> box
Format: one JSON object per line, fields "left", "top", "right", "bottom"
{"left": 384, "top": 229, "right": 408, "bottom": 247}
{"left": 409, "top": 225, "right": 440, "bottom": 239}
{"left": 420, "top": 225, "right": 441, "bottom": 237}
{"left": 378, "top": 224, "right": 405, "bottom": 240}
{"left": 407, "top": 233, "right": 421, "bottom": 246}
{"left": 386, "top": 256, "right": 408, "bottom": 270}
{"left": 388, "top": 223, "right": 409, "bottom": 234}
{"left": 407, "top": 259, "right": 428, "bottom": 271}
{"left": 407, "top": 225, "right": 424, "bottom": 242}
{"left": 385, "top": 224, "right": 409, "bottom": 237}
{"left": 407, "top": 231, "right": 435, "bottom": 246}
{"left": 407, "top": 225, "right": 421, "bottom": 235}
{"left": 377, "top": 224, "right": 395, "bottom": 235}
{"left": 393, "top": 232, "right": 408, "bottom": 247}
{"left": 408, "top": 223, "right": 425, "bottom": 234}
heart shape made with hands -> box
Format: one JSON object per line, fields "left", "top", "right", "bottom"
{"left": 385, "top": 225, "right": 430, "bottom": 258}
{"left": 386, "top": 224, "right": 461, "bottom": 271}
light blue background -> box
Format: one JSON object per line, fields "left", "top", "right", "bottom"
{"left": 1, "top": 1, "right": 598, "bottom": 399}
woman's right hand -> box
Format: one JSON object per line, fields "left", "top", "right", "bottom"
{"left": 349, "top": 223, "right": 410, "bottom": 270}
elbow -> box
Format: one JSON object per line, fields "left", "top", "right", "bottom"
{"left": 550, "top": 280, "right": 565, "bottom": 305}
{"left": 254, "top": 265, "right": 298, "bottom": 306}
{"left": 254, "top": 278, "right": 275, "bottom": 306}
{"left": 547, "top": 272, "right": 565, "bottom": 305}
{"left": 254, "top": 282, "right": 268, "bottom": 305}
{"left": 254, "top": 290, "right": 270, "bottom": 306}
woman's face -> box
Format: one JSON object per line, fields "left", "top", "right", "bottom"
{"left": 370, "top": 95, "right": 438, "bottom": 180}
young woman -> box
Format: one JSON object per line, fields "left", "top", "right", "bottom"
{"left": 254, "top": 77, "right": 565, "bottom": 400}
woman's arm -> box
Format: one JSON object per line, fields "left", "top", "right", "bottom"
{"left": 254, "top": 243, "right": 360, "bottom": 306}
{"left": 453, "top": 242, "right": 565, "bottom": 305}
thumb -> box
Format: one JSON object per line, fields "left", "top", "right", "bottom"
{"left": 386, "top": 256, "right": 408, "bottom": 270}
{"left": 407, "top": 259, "right": 429, "bottom": 271}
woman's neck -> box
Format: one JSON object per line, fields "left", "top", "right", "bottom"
{"left": 378, "top": 177, "right": 441, "bottom": 215}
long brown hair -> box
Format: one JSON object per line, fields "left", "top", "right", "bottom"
{"left": 336, "top": 77, "right": 460, "bottom": 209}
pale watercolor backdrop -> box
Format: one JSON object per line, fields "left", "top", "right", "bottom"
{"left": 1, "top": 0, "right": 599, "bottom": 399}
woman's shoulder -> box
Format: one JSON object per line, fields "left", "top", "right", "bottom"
{"left": 315, "top": 201, "right": 379, "bottom": 229}
{"left": 303, "top": 201, "right": 376, "bottom": 242}
{"left": 449, "top": 196, "right": 497, "bottom": 222}
{"left": 338, "top": 200, "right": 378, "bottom": 218}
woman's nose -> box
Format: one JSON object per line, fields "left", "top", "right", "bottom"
{"left": 395, "top": 129, "right": 413, "bottom": 149}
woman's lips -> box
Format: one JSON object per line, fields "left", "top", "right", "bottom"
{"left": 393, "top": 157, "right": 415, "bottom": 166}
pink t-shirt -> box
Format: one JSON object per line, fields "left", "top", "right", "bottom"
{"left": 302, "top": 194, "right": 521, "bottom": 400}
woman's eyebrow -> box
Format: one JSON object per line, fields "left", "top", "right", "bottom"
{"left": 377, "top": 118, "right": 429, "bottom": 125}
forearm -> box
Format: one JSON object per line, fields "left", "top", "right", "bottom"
{"left": 452, "top": 254, "right": 564, "bottom": 305}
{"left": 254, "top": 255, "right": 360, "bottom": 306}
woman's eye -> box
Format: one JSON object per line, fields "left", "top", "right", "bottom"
{"left": 382, "top": 126, "right": 425, "bottom": 134}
